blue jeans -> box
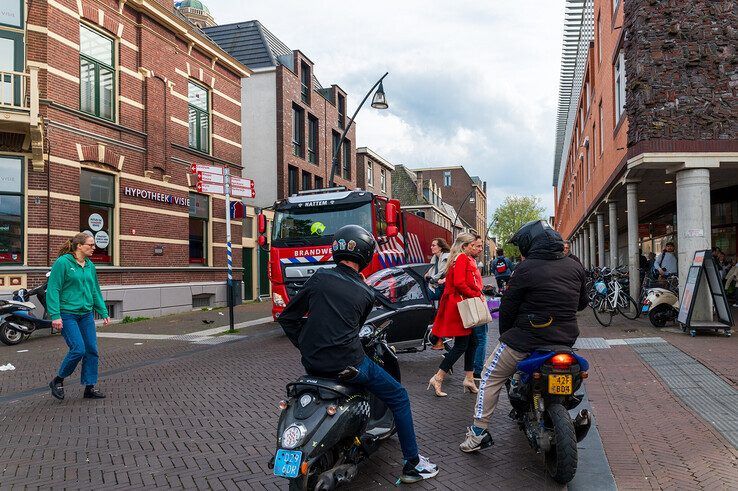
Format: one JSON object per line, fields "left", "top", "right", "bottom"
{"left": 347, "top": 356, "right": 418, "bottom": 461}
{"left": 473, "top": 324, "right": 488, "bottom": 375}
{"left": 58, "top": 312, "right": 99, "bottom": 385}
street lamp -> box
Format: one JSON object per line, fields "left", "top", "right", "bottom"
{"left": 328, "top": 72, "right": 389, "bottom": 186}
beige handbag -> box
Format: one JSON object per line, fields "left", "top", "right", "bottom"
{"left": 458, "top": 296, "right": 493, "bottom": 329}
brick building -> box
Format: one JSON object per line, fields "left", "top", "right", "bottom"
{"left": 0, "top": 0, "right": 251, "bottom": 317}
{"left": 203, "top": 21, "right": 358, "bottom": 209}
{"left": 391, "top": 165, "right": 457, "bottom": 234}
{"left": 552, "top": 0, "right": 738, "bottom": 310}
{"left": 356, "top": 147, "right": 393, "bottom": 199}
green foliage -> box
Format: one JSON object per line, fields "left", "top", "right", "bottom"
{"left": 121, "top": 316, "right": 149, "bottom": 324}
{"left": 489, "top": 196, "right": 546, "bottom": 258}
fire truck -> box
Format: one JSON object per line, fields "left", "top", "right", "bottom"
{"left": 257, "top": 188, "right": 452, "bottom": 318}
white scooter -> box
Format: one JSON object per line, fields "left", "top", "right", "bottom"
{"left": 642, "top": 288, "right": 679, "bottom": 327}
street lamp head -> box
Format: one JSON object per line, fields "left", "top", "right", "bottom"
{"left": 371, "top": 81, "right": 388, "bottom": 109}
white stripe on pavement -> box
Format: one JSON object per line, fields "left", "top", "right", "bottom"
{"left": 97, "top": 316, "right": 275, "bottom": 341}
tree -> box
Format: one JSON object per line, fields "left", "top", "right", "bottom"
{"left": 489, "top": 196, "right": 546, "bottom": 258}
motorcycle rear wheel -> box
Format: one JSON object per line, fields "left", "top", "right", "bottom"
{"left": 545, "top": 403, "right": 578, "bottom": 484}
{"left": 648, "top": 304, "right": 673, "bottom": 328}
{"left": 0, "top": 323, "right": 25, "bottom": 346}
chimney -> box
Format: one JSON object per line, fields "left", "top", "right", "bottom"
{"left": 416, "top": 171, "right": 423, "bottom": 201}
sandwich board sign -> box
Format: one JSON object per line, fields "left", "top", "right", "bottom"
{"left": 677, "top": 249, "right": 733, "bottom": 335}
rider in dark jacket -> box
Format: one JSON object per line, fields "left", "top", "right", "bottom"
{"left": 460, "top": 220, "right": 587, "bottom": 454}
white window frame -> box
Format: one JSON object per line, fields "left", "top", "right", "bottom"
{"left": 380, "top": 168, "right": 386, "bottom": 193}
{"left": 366, "top": 160, "right": 373, "bottom": 186}
{"left": 443, "top": 171, "right": 451, "bottom": 187}
{"left": 614, "top": 50, "right": 626, "bottom": 123}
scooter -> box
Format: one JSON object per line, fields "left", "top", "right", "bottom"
{"left": 0, "top": 278, "right": 52, "bottom": 346}
{"left": 270, "top": 318, "right": 399, "bottom": 490}
{"left": 642, "top": 288, "right": 679, "bottom": 328}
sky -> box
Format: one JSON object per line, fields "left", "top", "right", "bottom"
{"left": 203, "top": 0, "right": 566, "bottom": 218}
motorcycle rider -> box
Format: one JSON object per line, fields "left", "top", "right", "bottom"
{"left": 460, "top": 220, "right": 588, "bottom": 452}
{"left": 278, "top": 225, "right": 439, "bottom": 483}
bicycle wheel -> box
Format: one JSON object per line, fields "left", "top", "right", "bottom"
{"left": 617, "top": 292, "right": 640, "bottom": 320}
{"left": 591, "top": 295, "right": 613, "bottom": 327}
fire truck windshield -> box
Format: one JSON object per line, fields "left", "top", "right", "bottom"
{"left": 272, "top": 202, "right": 372, "bottom": 244}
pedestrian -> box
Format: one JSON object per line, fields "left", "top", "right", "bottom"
{"left": 47, "top": 232, "right": 110, "bottom": 401}
{"left": 653, "top": 242, "right": 678, "bottom": 279}
{"left": 491, "top": 248, "right": 513, "bottom": 290}
{"left": 425, "top": 238, "right": 451, "bottom": 350}
{"left": 562, "top": 239, "right": 582, "bottom": 264}
{"left": 427, "top": 232, "right": 484, "bottom": 397}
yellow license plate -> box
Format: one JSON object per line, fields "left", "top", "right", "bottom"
{"left": 548, "top": 374, "right": 573, "bottom": 395}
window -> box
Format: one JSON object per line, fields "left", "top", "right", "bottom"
{"left": 243, "top": 216, "right": 254, "bottom": 239}
{"left": 615, "top": 50, "right": 626, "bottom": 123}
{"left": 337, "top": 94, "right": 345, "bottom": 129}
{"left": 288, "top": 165, "right": 298, "bottom": 195}
{"left": 597, "top": 14, "right": 602, "bottom": 65}
{"left": 315, "top": 176, "right": 324, "bottom": 189}
{"left": 374, "top": 199, "right": 387, "bottom": 236}
{"left": 332, "top": 131, "right": 341, "bottom": 172}
{"left": 301, "top": 170, "right": 311, "bottom": 191}
{"left": 300, "top": 62, "right": 310, "bottom": 104}
{"left": 0, "top": 156, "right": 23, "bottom": 264}
{"left": 380, "top": 168, "right": 387, "bottom": 193}
{"left": 593, "top": 123, "right": 597, "bottom": 160}
{"left": 366, "top": 160, "right": 373, "bottom": 186}
{"left": 188, "top": 193, "right": 208, "bottom": 264}
{"left": 443, "top": 171, "right": 451, "bottom": 187}
{"left": 80, "top": 170, "right": 114, "bottom": 264}
{"left": 292, "top": 105, "right": 304, "bottom": 158}
{"left": 0, "top": 0, "right": 24, "bottom": 28}
{"left": 599, "top": 101, "right": 604, "bottom": 154}
{"left": 613, "top": 0, "right": 620, "bottom": 13}
{"left": 1, "top": 28, "right": 24, "bottom": 106}
{"left": 80, "top": 25, "right": 114, "bottom": 121}
{"left": 342, "top": 139, "right": 351, "bottom": 180}
{"left": 307, "top": 115, "right": 318, "bottom": 164}
{"left": 188, "top": 81, "right": 210, "bottom": 153}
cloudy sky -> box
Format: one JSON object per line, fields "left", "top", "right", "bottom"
{"left": 204, "top": 0, "right": 565, "bottom": 217}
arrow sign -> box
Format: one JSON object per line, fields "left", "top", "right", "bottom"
{"left": 231, "top": 187, "right": 256, "bottom": 198}
{"left": 231, "top": 176, "right": 254, "bottom": 189}
{"left": 197, "top": 171, "right": 225, "bottom": 184}
{"left": 196, "top": 181, "right": 225, "bottom": 194}
{"left": 191, "top": 163, "right": 223, "bottom": 175}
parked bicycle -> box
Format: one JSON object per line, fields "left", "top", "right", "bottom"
{"left": 589, "top": 267, "right": 640, "bottom": 326}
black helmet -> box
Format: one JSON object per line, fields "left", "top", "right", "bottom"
{"left": 509, "top": 220, "right": 563, "bottom": 258}
{"left": 332, "top": 225, "right": 376, "bottom": 270}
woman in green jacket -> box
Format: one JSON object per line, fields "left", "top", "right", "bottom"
{"left": 47, "top": 232, "right": 110, "bottom": 400}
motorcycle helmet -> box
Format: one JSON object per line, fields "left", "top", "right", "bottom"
{"left": 331, "top": 225, "right": 376, "bottom": 271}
{"left": 509, "top": 220, "right": 561, "bottom": 257}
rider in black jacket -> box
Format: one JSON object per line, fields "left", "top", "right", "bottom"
{"left": 460, "top": 220, "right": 587, "bottom": 454}
{"left": 278, "top": 225, "right": 438, "bottom": 483}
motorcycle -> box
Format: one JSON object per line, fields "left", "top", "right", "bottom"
{"left": 270, "top": 317, "right": 399, "bottom": 490}
{"left": 0, "top": 278, "right": 52, "bottom": 346}
{"left": 641, "top": 281, "right": 680, "bottom": 328}
{"left": 505, "top": 345, "right": 592, "bottom": 484}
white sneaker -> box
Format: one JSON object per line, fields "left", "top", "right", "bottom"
{"left": 400, "top": 454, "right": 439, "bottom": 483}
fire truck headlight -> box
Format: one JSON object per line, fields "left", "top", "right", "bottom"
{"left": 273, "top": 293, "right": 286, "bottom": 307}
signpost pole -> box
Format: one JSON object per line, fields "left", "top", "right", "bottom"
{"left": 224, "top": 167, "right": 235, "bottom": 333}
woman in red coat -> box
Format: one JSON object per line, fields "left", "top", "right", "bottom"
{"left": 428, "top": 233, "right": 484, "bottom": 397}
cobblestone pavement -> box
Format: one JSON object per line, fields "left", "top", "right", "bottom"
{"left": 1, "top": 303, "right": 737, "bottom": 489}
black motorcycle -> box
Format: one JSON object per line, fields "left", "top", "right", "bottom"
{"left": 0, "top": 278, "right": 52, "bottom": 346}
{"left": 505, "top": 346, "right": 592, "bottom": 484}
{"left": 270, "top": 318, "right": 399, "bottom": 490}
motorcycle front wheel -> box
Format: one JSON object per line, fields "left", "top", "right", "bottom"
{"left": 0, "top": 323, "right": 25, "bottom": 346}
{"left": 545, "top": 403, "right": 578, "bottom": 484}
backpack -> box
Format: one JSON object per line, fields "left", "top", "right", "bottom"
{"left": 495, "top": 258, "right": 508, "bottom": 274}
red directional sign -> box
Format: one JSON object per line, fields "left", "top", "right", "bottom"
{"left": 190, "top": 163, "right": 223, "bottom": 175}
{"left": 197, "top": 171, "right": 224, "bottom": 184}
{"left": 196, "top": 181, "right": 225, "bottom": 194}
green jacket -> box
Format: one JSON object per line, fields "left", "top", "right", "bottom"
{"left": 46, "top": 254, "right": 108, "bottom": 321}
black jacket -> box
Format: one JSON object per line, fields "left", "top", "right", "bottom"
{"left": 499, "top": 238, "right": 588, "bottom": 353}
{"left": 277, "top": 264, "right": 375, "bottom": 376}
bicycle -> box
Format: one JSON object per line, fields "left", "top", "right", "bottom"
{"left": 590, "top": 268, "right": 640, "bottom": 326}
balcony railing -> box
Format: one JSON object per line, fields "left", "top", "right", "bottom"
{"left": 0, "top": 70, "right": 30, "bottom": 110}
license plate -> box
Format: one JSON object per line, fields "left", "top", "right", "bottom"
{"left": 273, "top": 449, "right": 302, "bottom": 478}
{"left": 642, "top": 305, "right": 649, "bottom": 312}
{"left": 548, "top": 374, "right": 573, "bottom": 395}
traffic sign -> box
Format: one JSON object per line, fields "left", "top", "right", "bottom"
{"left": 197, "top": 171, "right": 225, "bottom": 184}
{"left": 231, "top": 186, "right": 256, "bottom": 198}
{"left": 196, "top": 181, "right": 225, "bottom": 194}
{"left": 190, "top": 163, "right": 223, "bottom": 175}
{"left": 231, "top": 176, "right": 254, "bottom": 189}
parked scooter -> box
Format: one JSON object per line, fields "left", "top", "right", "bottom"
{"left": 270, "top": 318, "right": 398, "bottom": 490}
{"left": 642, "top": 288, "right": 680, "bottom": 327}
{"left": 0, "top": 276, "right": 52, "bottom": 346}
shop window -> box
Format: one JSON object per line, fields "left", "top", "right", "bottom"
{"left": 188, "top": 81, "right": 210, "bottom": 153}
{"left": 307, "top": 115, "right": 318, "bottom": 164}
{"left": 80, "top": 170, "right": 114, "bottom": 264}
{"left": 292, "top": 105, "right": 304, "bottom": 158}
{"left": 79, "top": 25, "right": 115, "bottom": 121}
{"left": 342, "top": 139, "right": 351, "bottom": 180}
{"left": 0, "top": 156, "right": 23, "bottom": 264}
{"left": 189, "top": 192, "right": 209, "bottom": 264}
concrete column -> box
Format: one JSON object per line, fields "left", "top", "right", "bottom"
{"left": 676, "top": 168, "right": 712, "bottom": 320}
{"left": 608, "top": 201, "right": 618, "bottom": 268}
{"left": 597, "top": 213, "right": 606, "bottom": 268}
{"left": 626, "top": 182, "right": 640, "bottom": 301}
{"left": 589, "top": 220, "right": 597, "bottom": 268}
{"left": 582, "top": 226, "right": 591, "bottom": 268}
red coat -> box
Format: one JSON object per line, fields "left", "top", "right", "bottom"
{"left": 432, "top": 253, "right": 483, "bottom": 338}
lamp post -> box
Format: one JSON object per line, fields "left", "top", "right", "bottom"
{"left": 329, "top": 72, "right": 389, "bottom": 187}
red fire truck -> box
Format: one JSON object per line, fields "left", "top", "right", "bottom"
{"left": 257, "top": 188, "right": 452, "bottom": 318}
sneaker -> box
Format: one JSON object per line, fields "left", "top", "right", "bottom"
{"left": 49, "top": 379, "right": 64, "bottom": 400}
{"left": 459, "top": 426, "right": 493, "bottom": 453}
{"left": 83, "top": 387, "right": 106, "bottom": 399}
{"left": 400, "top": 454, "right": 439, "bottom": 483}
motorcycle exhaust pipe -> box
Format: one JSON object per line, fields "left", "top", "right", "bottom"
{"left": 315, "top": 463, "right": 358, "bottom": 488}
{"left": 3, "top": 320, "right": 33, "bottom": 334}
{"left": 574, "top": 409, "right": 592, "bottom": 442}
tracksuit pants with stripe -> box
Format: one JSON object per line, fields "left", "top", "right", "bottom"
{"left": 473, "top": 342, "right": 528, "bottom": 429}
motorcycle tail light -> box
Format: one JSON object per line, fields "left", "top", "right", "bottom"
{"left": 278, "top": 400, "right": 288, "bottom": 410}
{"left": 551, "top": 353, "right": 575, "bottom": 369}
{"left": 326, "top": 405, "right": 337, "bottom": 416}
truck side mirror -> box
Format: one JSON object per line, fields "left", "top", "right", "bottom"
{"left": 257, "top": 213, "right": 267, "bottom": 234}
{"left": 385, "top": 200, "right": 400, "bottom": 238}
{"left": 258, "top": 235, "right": 268, "bottom": 248}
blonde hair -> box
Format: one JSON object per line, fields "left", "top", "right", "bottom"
{"left": 444, "top": 232, "right": 481, "bottom": 274}
{"left": 58, "top": 232, "right": 93, "bottom": 257}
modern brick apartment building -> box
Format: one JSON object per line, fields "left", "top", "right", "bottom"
{"left": 203, "top": 21, "right": 358, "bottom": 209}
{"left": 0, "top": 0, "right": 251, "bottom": 317}
{"left": 552, "top": 0, "right": 738, "bottom": 310}
{"left": 356, "top": 147, "right": 393, "bottom": 199}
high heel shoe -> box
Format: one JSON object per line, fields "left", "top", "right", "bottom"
{"left": 462, "top": 379, "right": 479, "bottom": 394}
{"left": 427, "top": 376, "right": 447, "bottom": 397}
